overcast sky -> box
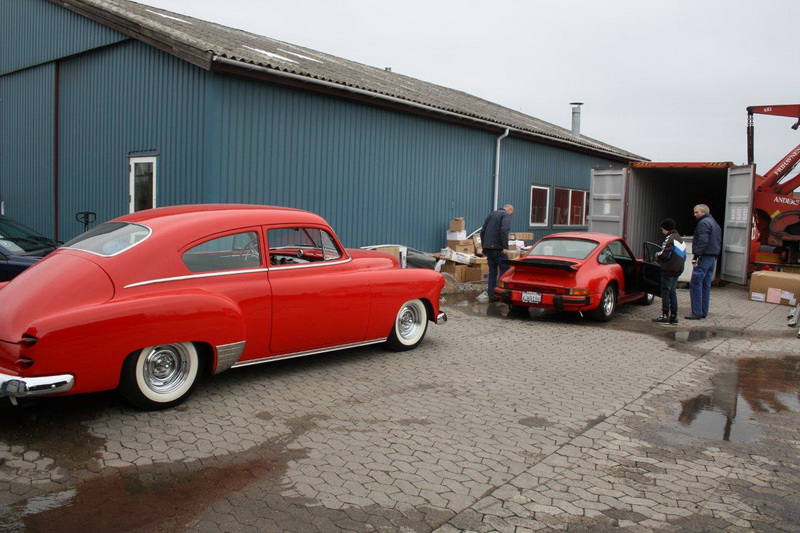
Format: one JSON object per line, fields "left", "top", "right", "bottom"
{"left": 137, "top": 0, "right": 800, "bottom": 178}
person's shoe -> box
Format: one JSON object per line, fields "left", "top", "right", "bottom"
{"left": 652, "top": 315, "right": 670, "bottom": 323}
{"left": 669, "top": 316, "right": 678, "bottom": 325}
{"left": 684, "top": 314, "right": 704, "bottom": 320}
{"left": 488, "top": 296, "right": 499, "bottom": 303}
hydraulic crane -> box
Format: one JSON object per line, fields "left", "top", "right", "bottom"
{"left": 747, "top": 105, "right": 800, "bottom": 269}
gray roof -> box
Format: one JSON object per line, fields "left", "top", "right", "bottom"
{"left": 54, "top": 0, "right": 646, "bottom": 161}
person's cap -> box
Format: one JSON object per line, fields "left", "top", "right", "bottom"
{"left": 660, "top": 218, "right": 676, "bottom": 231}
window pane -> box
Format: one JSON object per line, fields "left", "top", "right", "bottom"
{"left": 134, "top": 162, "right": 154, "bottom": 212}
{"left": 529, "top": 186, "right": 548, "bottom": 225}
{"left": 182, "top": 232, "right": 260, "bottom": 272}
{"left": 65, "top": 222, "right": 151, "bottom": 256}
{"left": 585, "top": 192, "right": 590, "bottom": 226}
{"left": 570, "top": 190, "right": 585, "bottom": 225}
{"left": 553, "top": 188, "right": 570, "bottom": 225}
{"left": 529, "top": 238, "right": 598, "bottom": 259}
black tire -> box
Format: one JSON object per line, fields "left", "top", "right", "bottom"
{"left": 385, "top": 299, "right": 428, "bottom": 351}
{"left": 637, "top": 293, "right": 656, "bottom": 306}
{"left": 589, "top": 284, "right": 617, "bottom": 322}
{"left": 119, "top": 342, "right": 202, "bottom": 410}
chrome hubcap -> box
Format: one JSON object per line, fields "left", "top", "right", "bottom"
{"left": 398, "top": 305, "right": 423, "bottom": 340}
{"left": 603, "top": 289, "right": 614, "bottom": 315}
{"left": 142, "top": 345, "right": 190, "bottom": 394}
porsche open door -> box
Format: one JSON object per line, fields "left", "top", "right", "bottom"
{"left": 720, "top": 165, "right": 755, "bottom": 285}
{"left": 588, "top": 167, "right": 627, "bottom": 237}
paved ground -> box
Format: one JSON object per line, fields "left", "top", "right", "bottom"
{"left": 1, "top": 284, "right": 799, "bottom": 532}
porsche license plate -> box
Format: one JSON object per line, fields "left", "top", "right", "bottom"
{"left": 521, "top": 291, "right": 541, "bottom": 304}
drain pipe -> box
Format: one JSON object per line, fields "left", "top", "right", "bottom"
{"left": 493, "top": 128, "right": 510, "bottom": 210}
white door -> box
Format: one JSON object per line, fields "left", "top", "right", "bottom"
{"left": 129, "top": 156, "right": 157, "bottom": 213}
{"left": 588, "top": 167, "right": 627, "bottom": 237}
{"left": 720, "top": 165, "right": 755, "bottom": 284}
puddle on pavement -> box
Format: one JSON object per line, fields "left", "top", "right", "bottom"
{"left": 675, "top": 356, "right": 800, "bottom": 442}
{"left": 666, "top": 329, "right": 743, "bottom": 343}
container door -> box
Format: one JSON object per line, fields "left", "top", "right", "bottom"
{"left": 588, "top": 167, "right": 627, "bottom": 237}
{"left": 720, "top": 165, "right": 755, "bottom": 284}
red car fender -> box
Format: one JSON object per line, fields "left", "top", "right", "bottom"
{"left": 363, "top": 269, "right": 444, "bottom": 339}
{"left": 19, "top": 290, "right": 246, "bottom": 395}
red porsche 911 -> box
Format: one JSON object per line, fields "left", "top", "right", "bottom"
{"left": 0, "top": 205, "right": 447, "bottom": 410}
{"left": 494, "top": 232, "right": 659, "bottom": 321}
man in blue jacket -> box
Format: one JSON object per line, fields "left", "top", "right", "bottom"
{"left": 686, "top": 204, "right": 722, "bottom": 319}
{"left": 480, "top": 204, "right": 514, "bottom": 302}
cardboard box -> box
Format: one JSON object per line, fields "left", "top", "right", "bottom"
{"left": 449, "top": 217, "right": 466, "bottom": 232}
{"left": 447, "top": 239, "right": 475, "bottom": 254}
{"left": 472, "top": 235, "right": 482, "bottom": 255}
{"left": 439, "top": 248, "right": 473, "bottom": 265}
{"left": 463, "top": 265, "right": 485, "bottom": 282}
{"left": 441, "top": 263, "right": 467, "bottom": 282}
{"left": 509, "top": 232, "right": 534, "bottom": 240}
{"left": 446, "top": 230, "right": 467, "bottom": 241}
{"left": 749, "top": 271, "right": 800, "bottom": 306}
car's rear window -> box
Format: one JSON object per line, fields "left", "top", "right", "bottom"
{"left": 529, "top": 238, "right": 598, "bottom": 260}
{"left": 64, "top": 222, "right": 151, "bottom": 257}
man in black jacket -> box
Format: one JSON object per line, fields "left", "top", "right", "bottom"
{"left": 686, "top": 204, "right": 722, "bottom": 320}
{"left": 480, "top": 204, "right": 514, "bottom": 302}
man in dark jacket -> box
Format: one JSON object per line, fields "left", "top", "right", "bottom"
{"left": 686, "top": 204, "right": 722, "bottom": 319}
{"left": 480, "top": 204, "right": 514, "bottom": 302}
{"left": 652, "top": 218, "right": 686, "bottom": 324}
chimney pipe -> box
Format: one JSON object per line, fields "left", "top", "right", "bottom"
{"left": 570, "top": 102, "right": 583, "bottom": 137}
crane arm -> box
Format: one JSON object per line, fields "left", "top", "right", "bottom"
{"left": 747, "top": 104, "right": 800, "bottom": 165}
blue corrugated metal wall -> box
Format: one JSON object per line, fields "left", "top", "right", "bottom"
{"left": 501, "top": 137, "right": 625, "bottom": 241}
{"left": 0, "top": 0, "right": 125, "bottom": 76}
{"left": 57, "top": 41, "right": 208, "bottom": 238}
{"left": 0, "top": 65, "right": 56, "bottom": 237}
{"left": 212, "top": 74, "right": 496, "bottom": 248}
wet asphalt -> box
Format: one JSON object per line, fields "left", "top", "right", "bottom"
{"left": 1, "top": 284, "right": 798, "bottom": 532}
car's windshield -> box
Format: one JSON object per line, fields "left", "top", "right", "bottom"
{"left": 64, "top": 222, "right": 151, "bottom": 256}
{"left": 0, "top": 217, "right": 57, "bottom": 255}
{"left": 528, "top": 238, "right": 599, "bottom": 260}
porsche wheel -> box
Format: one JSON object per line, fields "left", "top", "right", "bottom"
{"left": 589, "top": 284, "right": 617, "bottom": 322}
{"left": 120, "top": 342, "right": 201, "bottom": 410}
{"left": 386, "top": 299, "right": 428, "bottom": 351}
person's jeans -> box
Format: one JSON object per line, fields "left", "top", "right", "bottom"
{"left": 485, "top": 249, "right": 509, "bottom": 299}
{"left": 660, "top": 275, "right": 679, "bottom": 316}
{"left": 689, "top": 255, "right": 716, "bottom": 316}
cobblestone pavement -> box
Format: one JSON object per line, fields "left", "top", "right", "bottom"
{"left": 1, "top": 284, "right": 799, "bottom": 532}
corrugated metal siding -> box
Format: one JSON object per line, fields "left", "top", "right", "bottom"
{"left": 212, "top": 74, "right": 496, "bottom": 250}
{"left": 0, "top": 0, "right": 126, "bottom": 76}
{"left": 0, "top": 65, "right": 56, "bottom": 237}
{"left": 57, "top": 41, "right": 208, "bottom": 239}
{"left": 501, "top": 137, "right": 625, "bottom": 241}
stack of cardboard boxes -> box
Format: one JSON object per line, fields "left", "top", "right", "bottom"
{"left": 438, "top": 217, "right": 535, "bottom": 283}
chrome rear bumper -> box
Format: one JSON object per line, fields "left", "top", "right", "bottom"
{"left": 436, "top": 311, "right": 448, "bottom": 325}
{"left": 0, "top": 371, "right": 75, "bottom": 403}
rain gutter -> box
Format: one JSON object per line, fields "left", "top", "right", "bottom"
{"left": 494, "top": 129, "right": 509, "bottom": 210}
{"left": 210, "top": 56, "right": 641, "bottom": 163}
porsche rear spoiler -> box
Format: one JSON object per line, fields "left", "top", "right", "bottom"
{"left": 503, "top": 258, "right": 579, "bottom": 271}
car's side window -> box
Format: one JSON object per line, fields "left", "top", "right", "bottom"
{"left": 607, "top": 240, "right": 633, "bottom": 261}
{"left": 597, "top": 246, "right": 615, "bottom": 264}
{"left": 268, "top": 227, "right": 342, "bottom": 266}
{"left": 182, "top": 231, "right": 261, "bottom": 273}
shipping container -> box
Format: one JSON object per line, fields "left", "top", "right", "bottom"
{"left": 589, "top": 162, "right": 755, "bottom": 285}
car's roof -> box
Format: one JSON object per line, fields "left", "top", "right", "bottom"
{"left": 539, "top": 232, "right": 621, "bottom": 243}
{"left": 115, "top": 204, "right": 329, "bottom": 232}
